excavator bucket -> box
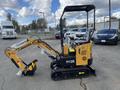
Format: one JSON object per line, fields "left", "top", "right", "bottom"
{"left": 22, "top": 59, "right": 38, "bottom": 76}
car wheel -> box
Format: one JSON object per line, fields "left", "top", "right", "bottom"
{"left": 114, "top": 41, "right": 118, "bottom": 45}
{"left": 93, "top": 39, "right": 97, "bottom": 44}
{"left": 94, "top": 41, "right": 98, "bottom": 44}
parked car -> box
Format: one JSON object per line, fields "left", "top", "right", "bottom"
{"left": 64, "top": 28, "right": 87, "bottom": 39}
{"left": 76, "top": 28, "right": 87, "bottom": 38}
{"left": 93, "top": 29, "right": 118, "bottom": 45}
{"left": 55, "top": 31, "right": 61, "bottom": 39}
{"left": 55, "top": 29, "right": 67, "bottom": 39}
{"left": 64, "top": 29, "right": 76, "bottom": 39}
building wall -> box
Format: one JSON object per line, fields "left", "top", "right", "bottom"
{"left": 96, "top": 20, "right": 119, "bottom": 31}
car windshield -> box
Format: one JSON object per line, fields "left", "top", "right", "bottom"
{"left": 56, "top": 30, "right": 67, "bottom": 34}
{"left": 79, "top": 29, "right": 86, "bottom": 32}
{"left": 71, "top": 29, "right": 78, "bottom": 32}
{"left": 63, "top": 30, "right": 67, "bottom": 33}
{"left": 97, "top": 29, "right": 117, "bottom": 34}
{"left": 3, "top": 26, "right": 14, "bottom": 29}
{"left": 63, "top": 29, "right": 67, "bottom": 32}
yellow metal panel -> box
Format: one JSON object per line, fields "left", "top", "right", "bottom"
{"left": 88, "top": 42, "right": 92, "bottom": 59}
{"left": 63, "top": 44, "right": 69, "bottom": 56}
{"left": 28, "top": 66, "right": 33, "bottom": 71}
{"left": 76, "top": 42, "right": 92, "bottom": 66}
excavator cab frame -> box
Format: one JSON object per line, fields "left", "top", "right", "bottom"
{"left": 60, "top": 5, "right": 96, "bottom": 54}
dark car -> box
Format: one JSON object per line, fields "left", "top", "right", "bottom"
{"left": 55, "top": 31, "right": 61, "bottom": 39}
{"left": 93, "top": 29, "right": 118, "bottom": 45}
{"left": 55, "top": 29, "right": 67, "bottom": 39}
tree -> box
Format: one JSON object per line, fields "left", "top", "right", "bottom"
{"left": 37, "top": 18, "right": 47, "bottom": 29}
{"left": 12, "top": 20, "right": 20, "bottom": 33}
{"left": 32, "top": 20, "right": 36, "bottom": 29}
{"left": 68, "top": 25, "right": 79, "bottom": 28}
{"left": 26, "top": 18, "right": 47, "bottom": 31}
{"left": 21, "top": 26, "right": 27, "bottom": 34}
{"left": 81, "top": 24, "right": 87, "bottom": 28}
{"left": 31, "top": 20, "right": 37, "bottom": 29}
{"left": 7, "top": 13, "right": 12, "bottom": 21}
{"left": 56, "top": 24, "right": 60, "bottom": 30}
{"left": 27, "top": 20, "right": 37, "bottom": 31}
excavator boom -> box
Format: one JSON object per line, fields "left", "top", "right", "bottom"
{"left": 5, "top": 37, "right": 60, "bottom": 76}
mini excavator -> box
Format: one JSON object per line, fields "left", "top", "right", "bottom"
{"left": 5, "top": 5, "right": 96, "bottom": 80}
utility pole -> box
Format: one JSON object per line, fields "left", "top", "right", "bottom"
{"left": 109, "top": 0, "right": 111, "bottom": 30}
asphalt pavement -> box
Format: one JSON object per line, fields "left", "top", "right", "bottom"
{"left": 0, "top": 35, "right": 120, "bottom": 90}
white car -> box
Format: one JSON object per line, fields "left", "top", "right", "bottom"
{"left": 64, "top": 28, "right": 87, "bottom": 39}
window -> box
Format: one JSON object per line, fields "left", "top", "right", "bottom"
{"left": 97, "top": 29, "right": 117, "bottom": 34}
{"left": 3, "top": 26, "right": 14, "bottom": 29}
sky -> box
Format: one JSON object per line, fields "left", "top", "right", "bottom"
{"left": 0, "top": 0, "right": 120, "bottom": 26}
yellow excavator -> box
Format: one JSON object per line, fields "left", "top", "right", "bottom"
{"left": 5, "top": 5, "right": 96, "bottom": 80}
